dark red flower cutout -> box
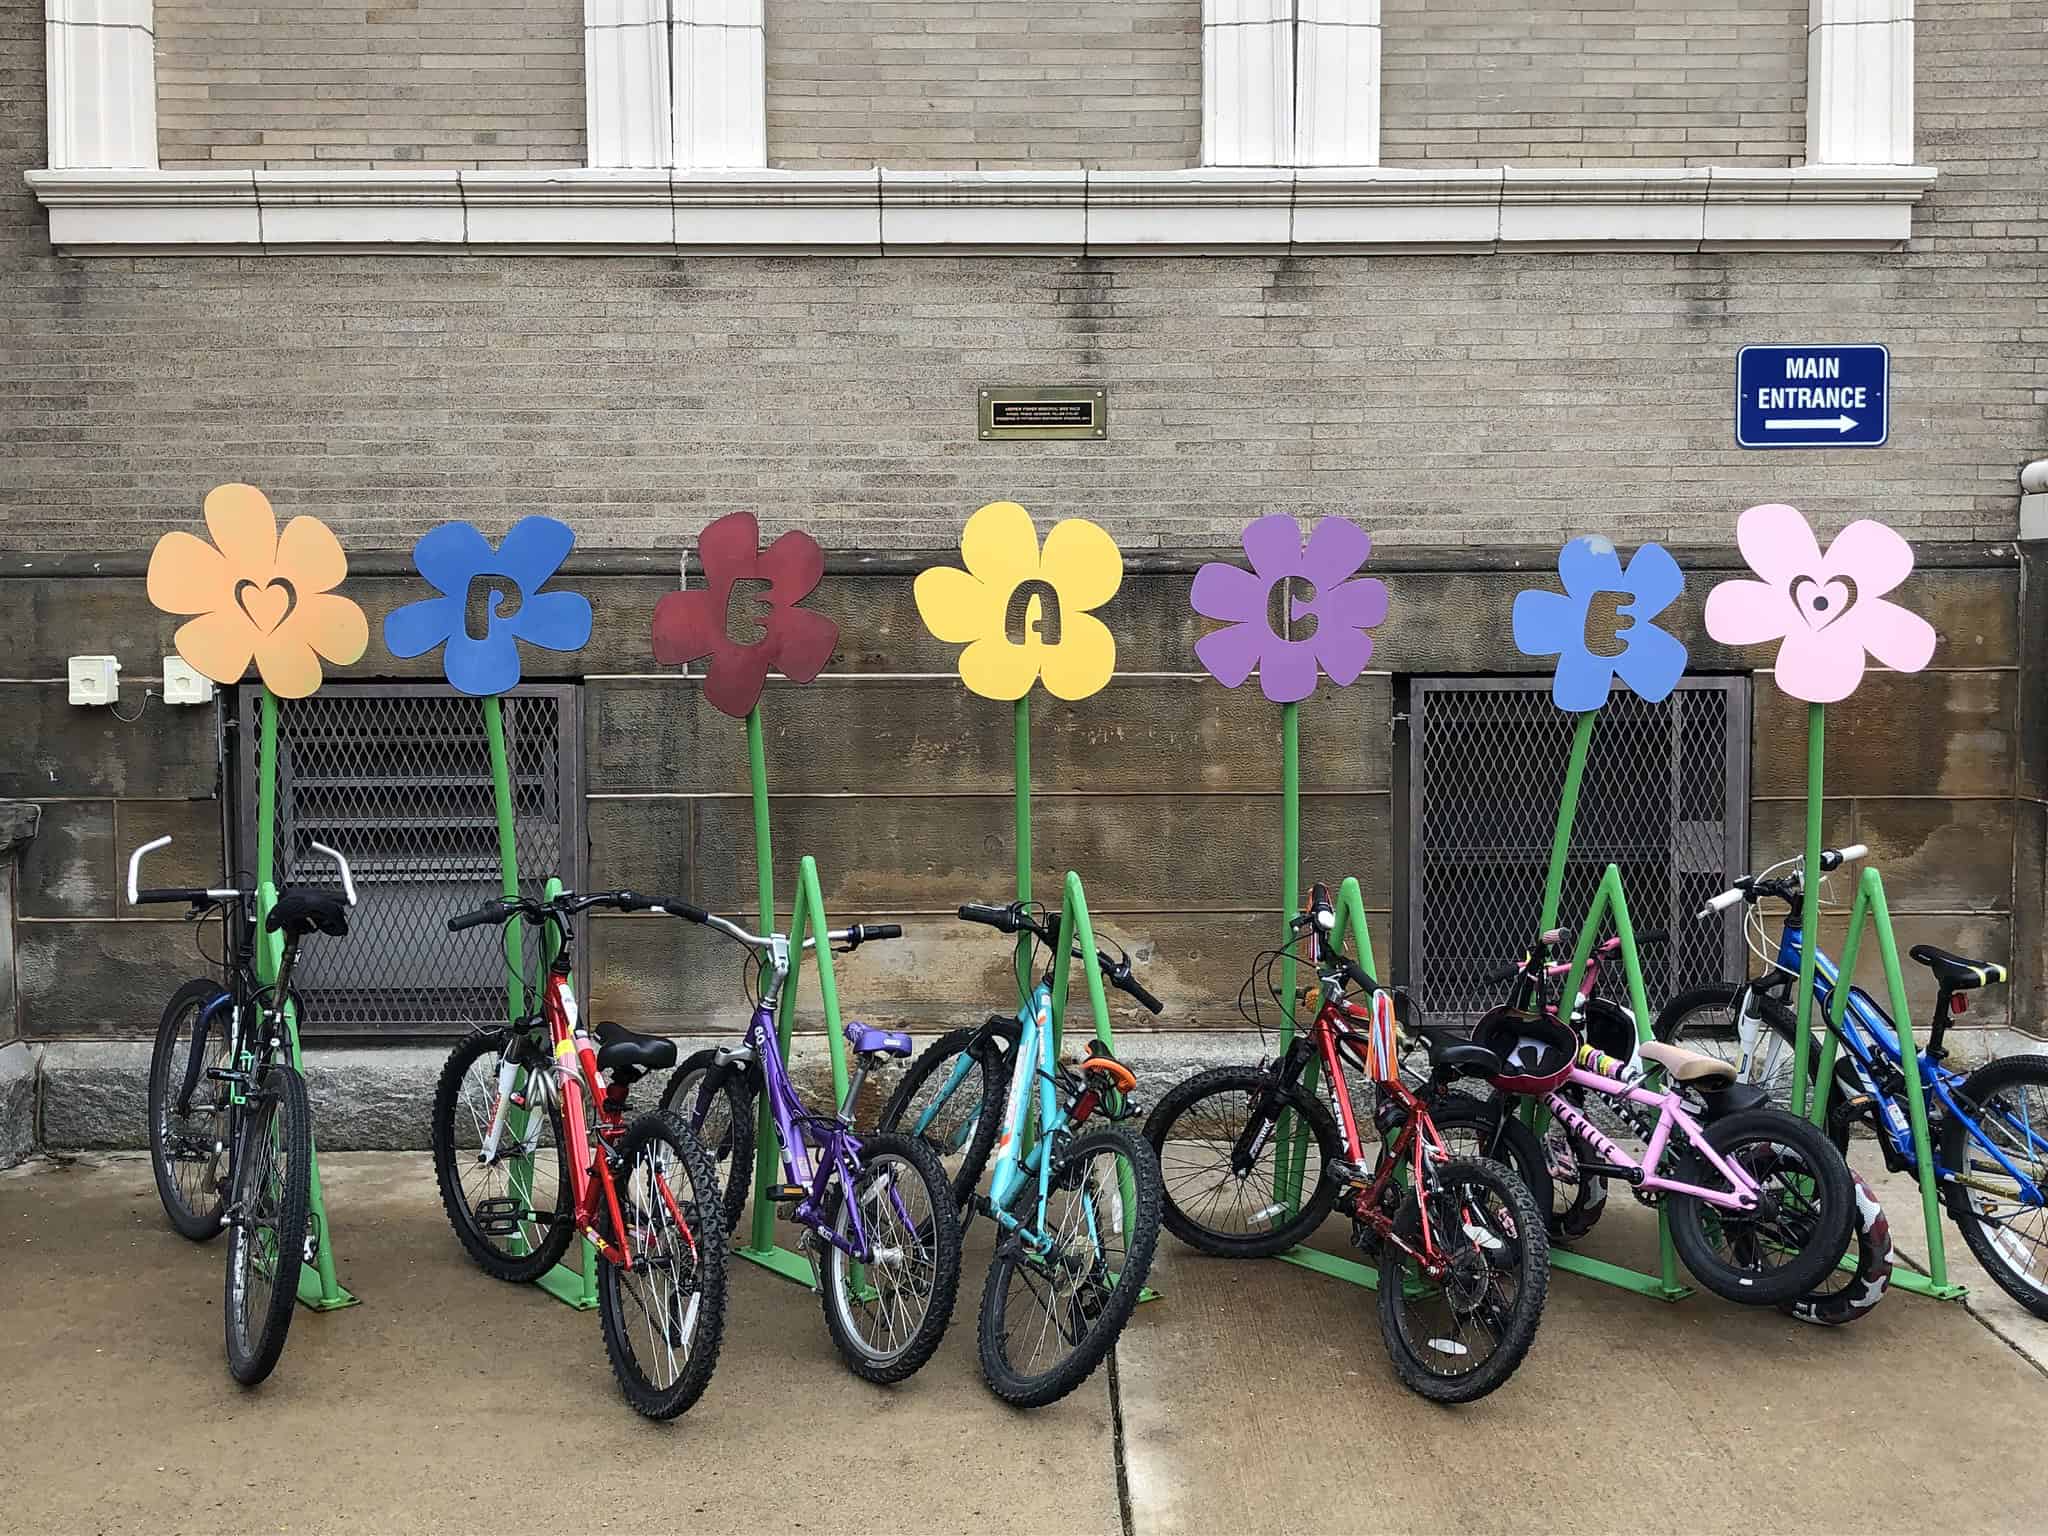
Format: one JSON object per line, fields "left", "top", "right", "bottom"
{"left": 651, "top": 512, "right": 840, "bottom": 718}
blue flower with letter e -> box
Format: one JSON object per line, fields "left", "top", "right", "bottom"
{"left": 1512, "top": 536, "right": 1687, "bottom": 711}
{"left": 384, "top": 517, "right": 593, "bottom": 696}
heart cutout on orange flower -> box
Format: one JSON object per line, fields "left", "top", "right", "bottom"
{"left": 235, "top": 577, "right": 296, "bottom": 635}
{"left": 146, "top": 484, "right": 367, "bottom": 699}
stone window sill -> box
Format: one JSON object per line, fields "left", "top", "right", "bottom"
{"left": 25, "top": 165, "right": 1938, "bottom": 256}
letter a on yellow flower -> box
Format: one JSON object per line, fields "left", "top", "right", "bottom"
{"left": 914, "top": 501, "right": 1122, "bottom": 701}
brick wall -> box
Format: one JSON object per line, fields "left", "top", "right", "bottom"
{"left": 765, "top": 0, "right": 1202, "bottom": 169}
{"left": 155, "top": 0, "right": 585, "bottom": 169}
{"left": 1380, "top": 0, "right": 1807, "bottom": 167}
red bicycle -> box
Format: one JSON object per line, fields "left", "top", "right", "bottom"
{"left": 1146, "top": 884, "right": 1551, "bottom": 1403}
{"left": 435, "top": 888, "right": 728, "bottom": 1419}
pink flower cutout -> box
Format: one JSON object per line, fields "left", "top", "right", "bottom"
{"left": 1703, "top": 503, "right": 1936, "bottom": 704}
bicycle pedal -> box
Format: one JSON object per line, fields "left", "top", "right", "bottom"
{"left": 472, "top": 1196, "right": 526, "bottom": 1237}
{"left": 1327, "top": 1157, "right": 1369, "bottom": 1192}
{"left": 767, "top": 1183, "right": 808, "bottom": 1206}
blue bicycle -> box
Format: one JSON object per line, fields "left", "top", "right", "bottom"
{"left": 878, "top": 900, "right": 1164, "bottom": 1407}
{"left": 1658, "top": 844, "right": 2048, "bottom": 1318}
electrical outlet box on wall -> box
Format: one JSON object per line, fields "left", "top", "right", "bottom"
{"left": 67, "top": 655, "right": 119, "bottom": 706}
{"left": 162, "top": 657, "right": 214, "bottom": 705}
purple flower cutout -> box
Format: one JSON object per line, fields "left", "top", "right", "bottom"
{"left": 1191, "top": 515, "right": 1389, "bottom": 703}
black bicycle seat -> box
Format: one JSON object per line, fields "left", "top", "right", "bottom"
{"left": 595, "top": 1019, "right": 678, "bottom": 1076}
{"left": 1426, "top": 1037, "right": 1502, "bottom": 1080}
{"left": 265, "top": 889, "right": 349, "bottom": 940}
{"left": 1907, "top": 944, "right": 2007, "bottom": 993}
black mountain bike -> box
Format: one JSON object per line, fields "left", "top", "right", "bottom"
{"left": 133, "top": 834, "right": 357, "bottom": 1385}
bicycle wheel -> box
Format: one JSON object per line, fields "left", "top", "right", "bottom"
{"left": 1941, "top": 1053, "right": 2048, "bottom": 1319}
{"left": 1782, "top": 1167, "right": 1892, "bottom": 1326}
{"left": 1377, "top": 1155, "right": 1549, "bottom": 1405}
{"left": 656, "top": 1049, "right": 757, "bottom": 1233}
{"left": 1659, "top": 984, "right": 1858, "bottom": 1142}
{"left": 819, "top": 1130, "right": 963, "bottom": 1384}
{"left": 431, "top": 1027, "right": 575, "bottom": 1283}
{"left": 223, "top": 1062, "right": 312, "bottom": 1386}
{"left": 977, "top": 1125, "right": 1162, "bottom": 1409}
{"left": 877, "top": 1024, "right": 1011, "bottom": 1215}
{"left": 1430, "top": 1092, "right": 1555, "bottom": 1224}
{"left": 148, "top": 978, "right": 235, "bottom": 1242}
{"left": 596, "top": 1111, "right": 730, "bottom": 1420}
{"left": 1144, "top": 1065, "right": 1340, "bottom": 1258}
{"left": 1667, "top": 1108, "right": 1854, "bottom": 1305}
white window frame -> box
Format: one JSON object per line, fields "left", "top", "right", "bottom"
{"left": 29, "top": 0, "right": 1933, "bottom": 255}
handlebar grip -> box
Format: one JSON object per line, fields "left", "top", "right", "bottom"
{"left": 1636, "top": 928, "right": 1669, "bottom": 947}
{"left": 1699, "top": 886, "right": 1746, "bottom": 917}
{"left": 612, "top": 890, "right": 655, "bottom": 912}
{"left": 1123, "top": 975, "right": 1164, "bottom": 1015}
{"left": 1821, "top": 843, "right": 1869, "bottom": 871}
{"left": 447, "top": 905, "right": 507, "bottom": 933}
{"left": 135, "top": 887, "right": 209, "bottom": 906}
{"left": 957, "top": 903, "right": 1016, "bottom": 932}
{"left": 858, "top": 923, "right": 904, "bottom": 942}
{"left": 657, "top": 897, "right": 711, "bottom": 924}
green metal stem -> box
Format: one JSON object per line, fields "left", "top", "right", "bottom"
{"left": 482, "top": 695, "right": 526, "bottom": 1022}
{"left": 1792, "top": 703, "right": 1825, "bottom": 1119}
{"left": 1014, "top": 694, "right": 1032, "bottom": 1006}
{"left": 256, "top": 691, "right": 356, "bottom": 1310}
{"left": 1539, "top": 710, "right": 1597, "bottom": 932}
{"left": 744, "top": 704, "right": 782, "bottom": 1260}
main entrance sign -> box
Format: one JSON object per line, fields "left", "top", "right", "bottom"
{"left": 1736, "top": 345, "right": 1888, "bottom": 448}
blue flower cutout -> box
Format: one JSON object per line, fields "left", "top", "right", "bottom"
{"left": 384, "top": 517, "right": 593, "bottom": 696}
{"left": 1512, "top": 536, "right": 1688, "bottom": 711}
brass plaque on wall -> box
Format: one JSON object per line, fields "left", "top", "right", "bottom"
{"left": 978, "top": 386, "right": 1108, "bottom": 440}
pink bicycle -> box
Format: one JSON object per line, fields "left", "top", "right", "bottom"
{"left": 1460, "top": 927, "right": 1858, "bottom": 1307}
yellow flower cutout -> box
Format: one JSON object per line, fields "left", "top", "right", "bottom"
{"left": 146, "top": 483, "right": 369, "bottom": 699}
{"left": 913, "top": 500, "right": 1122, "bottom": 701}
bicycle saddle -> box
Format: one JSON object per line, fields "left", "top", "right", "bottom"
{"left": 844, "top": 1021, "right": 913, "bottom": 1059}
{"left": 1908, "top": 944, "right": 2007, "bottom": 993}
{"left": 1636, "top": 1040, "right": 1737, "bottom": 1087}
{"left": 265, "top": 888, "right": 349, "bottom": 939}
{"left": 595, "top": 1020, "right": 678, "bottom": 1076}
{"left": 1425, "top": 1036, "right": 1503, "bottom": 1081}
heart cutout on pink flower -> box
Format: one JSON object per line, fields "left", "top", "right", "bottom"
{"left": 1704, "top": 504, "right": 1934, "bottom": 704}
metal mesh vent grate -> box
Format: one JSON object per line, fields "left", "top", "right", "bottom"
{"left": 1404, "top": 679, "right": 1748, "bottom": 1029}
{"left": 238, "top": 684, "right": 582, "bottom": 1039}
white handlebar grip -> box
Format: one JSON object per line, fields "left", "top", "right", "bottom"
{"left": 126, "top": 835, "right": 172, "bottom": 904}
{"left": 1701, "top": 886, "right": 1745, "bottom": 916}
{"left": 1837, "top": 843, "right": 1868, "bottom": 863}
{"left": 308, "top": 840, "right": 358, "bottom": 906}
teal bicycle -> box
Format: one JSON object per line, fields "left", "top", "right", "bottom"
{"left": 879, "top": 900, "right": 1164, "bottom": 1408}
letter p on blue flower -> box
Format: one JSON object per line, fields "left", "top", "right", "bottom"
{"left": 1512, "top": 536, "right": 1687, "bottom": 712}
{"left": 384, "top": 517, "right": 594, "bottom": 696}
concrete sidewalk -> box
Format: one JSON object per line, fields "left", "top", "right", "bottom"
{"left": 3, "top": 1153, "right": 2045, "bottom": 1536}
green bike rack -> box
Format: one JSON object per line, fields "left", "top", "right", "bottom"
{"left": 736, "top": 702, "right": 856, "bottom": 1290}
{"left": 1528, "top": 707, "right": 1692, "bottom": 1303}
{"left": 1790, "top": 704, "right": 1963, "bottom": 1302}
{"left": 252, "top": 689, "right": 359, "bottom": 1312}
{"left": 474, "top": 697, "right": 600, "bottom": 1310}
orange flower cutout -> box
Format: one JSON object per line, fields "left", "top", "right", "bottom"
{"left": 146, "top": 484, "right": 368, "bottom": 699}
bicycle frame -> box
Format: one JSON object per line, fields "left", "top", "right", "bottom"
{"left": 1541, "top": 1065, "right": 1763, "bottom": 1211}
{"left": 1761, "top": 922, "right": 2047, "bottom": 1205}
{"left": 983, "top": 981, "right": 1071, "bottom": 1245}
{"left": 732, "top": 967, "right": 888, "bottom": 1265}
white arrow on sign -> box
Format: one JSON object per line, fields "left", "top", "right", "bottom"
{"left": 1763, "top": 414, "right": 1858, "bottom": 433}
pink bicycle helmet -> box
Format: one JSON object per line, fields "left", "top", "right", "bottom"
{"left": 1472, "top": 1006, "right": 1579, "bottom": 1094}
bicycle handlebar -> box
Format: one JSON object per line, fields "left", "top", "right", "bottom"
{"left": 1697, "top": 843, "right": 1868, "bottom": 919}
{"left": 125, "top": 834, "right": 253, "bottom": 908}
{"left": 956, "top": 901, "right": 1164, "bottom": 1015}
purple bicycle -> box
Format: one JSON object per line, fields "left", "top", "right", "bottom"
{"left": 653, "top": 898, "right": 965, "bottom": 1385}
